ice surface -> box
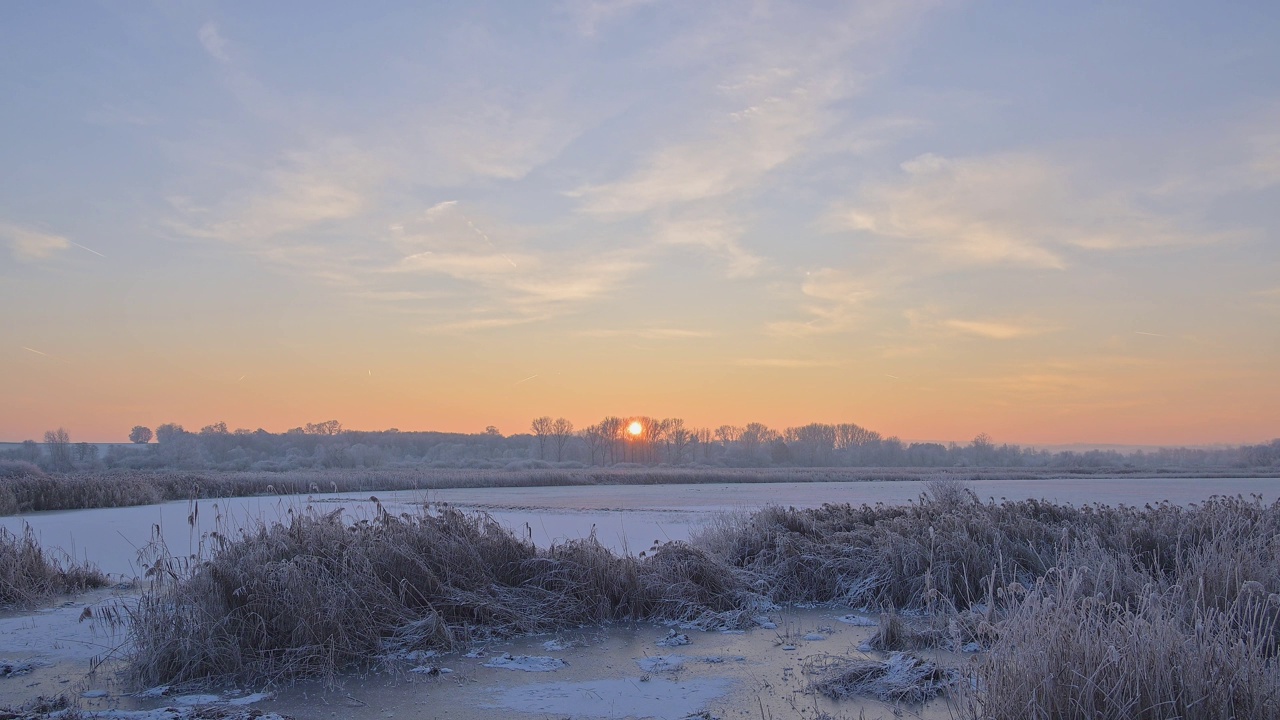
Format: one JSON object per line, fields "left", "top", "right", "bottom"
{"left": 484, "top": 677, "right": 732, "bottom": 719}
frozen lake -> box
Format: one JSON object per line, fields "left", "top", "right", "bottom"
{"left": 3, "top": 475, "right": 1275, "bottom": 578}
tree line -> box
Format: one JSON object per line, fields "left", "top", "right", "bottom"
{"left": 4, "top": 418, "right": 1277, "bottom": 473}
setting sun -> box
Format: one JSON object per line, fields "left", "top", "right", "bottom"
{"left": 627, "top": 421, "right": 643, "bottom": 437}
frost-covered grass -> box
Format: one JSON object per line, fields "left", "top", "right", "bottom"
{"left": 127, "top": 507, "right": 760, "bottom": 686}
{"left": 804, "top": 652, "right": 955, "bottom": 703}
{"left": 0, "top": 525, "right": 109, "bottom": 608}
{"left": 124, "top": 485, "right": 1280, "bottom": 716}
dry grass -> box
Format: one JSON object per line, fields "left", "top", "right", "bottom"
{"left": 127, "top": 506, "right": 763, "bottom": 686}
{"left": 804, "top": 652, "right": 956, "bottom": 703}
{"left": 0, "top": 525, "right": 109, "bottom": 608}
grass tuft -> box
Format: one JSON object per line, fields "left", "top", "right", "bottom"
{"left": 0, "top": 525, "right": 109, "bottom": 608}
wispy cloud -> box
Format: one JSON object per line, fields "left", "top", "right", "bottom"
{"left": 942, "top": 318, "right": 1049, "bottom": 340}
{"left": 198, "top": 22, "right": 231, "bottom": 63}
{"left": 651, "top": 213, "right": 761, "bottom": 277}
{"left": 564, "top": 0, "right": 660, "bottom": 37}
{"left": 833, "top": 152, "right": 1203, "bottom": 270}
{"left": 904, "top": 308, "right": 1053, "bottom": 341}
{"left": 734, "top": 357, "right": 840, "bottom": 368}
{"left": 579, "top": 327, "right": 713, "bottom": 340}
{"left": 2, "top": 223, "right": 70, "bottom": 261}
{"left": 767, "top": 268, "right": 876, "bottom": 336}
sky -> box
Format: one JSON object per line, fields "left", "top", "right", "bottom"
{"left": 2, "top": 1, "right": 1278, "bottom": 445}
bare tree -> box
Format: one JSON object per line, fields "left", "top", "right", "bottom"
{"left": 665, "top": 418, "right": 689, "bottom": 464}
{"left": 580, "top": 424, "right": 603, "bottom": 465}
{"left": 530, "top": 416, "right": 553, "bottom": 460}
{"left": 303, "top": 420, "right": 343, "bottom": 436}
{"left": 599, "top": 416, "right": 624, "bottom": 464}
{"left": 551, "top": 417, "right": 574, "bottom": 461}
{"left": 129, "top": 425, "right": 153, "bottom": 444}
{"left": 43, "top": 427, "right": 73, "bottom": 471}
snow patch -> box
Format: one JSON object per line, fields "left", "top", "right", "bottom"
{"left": 836, "top": 613, "right": 878, "bottom": 626}
{"left": 636, "top": 654, "right": 687, "bottom": 673}
{"left": 656, "top": 630, "right": 691, "bottom": 647}
{"left": 1, "top": 658, "right": 46, "bottom": 677}
{"left": 483, "top": 654, "right": 566, "bottom": 672}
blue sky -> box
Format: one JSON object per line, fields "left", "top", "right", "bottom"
{"left": 2, "top": 1, "right": 1278, "bottom": 444}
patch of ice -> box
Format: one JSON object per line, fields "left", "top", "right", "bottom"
{"left": 754, "top": 616, "right": 777, "bottom": 629}
{"left": 485, "top": 677, "right": 731, "bottom": 718}
{"left": 803, "top": 633, "right": 826, "bottom": 641}
{"left": 135, "top": 685, "right": 170, "bottom": 699}
{"left": 700, "top": 655, "right": 746, "bottom": 664}
{"left": 636, "top": 654, "right": 687, "bottom": 673}
{"left": 464, "top": 649, "right": 486, "bottom": 658}
{"left": 836, "top": 613, "right": 878, "bottom": 626}
{"left": 1, "top": 659, "right": 44, "bottom": 677}
{"left": 409, "top": 665, "right": 453, "bottom": 675}
{"left": 781, "top": 644, "right": 797, "bottom": 651}
{"left": 81, "top": 689, "right": 109, "bottom": 698}
{"left": 542, "top": 639, "right": 573, "bottom": 651}
{"left": 483, "top": 654, "right": 566, "bottom": 672}
{"left": 400, "top": 649, "right": 438, "bottom": 662}
{"left": 173, "top": 693, "right": 222, "bottom": 705}
{"left": 227, "top": 691, "right": 274, "bottom": 705}
{"left": 656, "top": 630, "right": 691, "bottom": 647}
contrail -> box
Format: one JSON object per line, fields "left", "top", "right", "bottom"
{"left": 69, "top": 241, "right": 105, "bottom": 258}
{"left": 458, "top": 208, "right": 518, "bottom": 268}
{"left": 1134, "top": 331, "right": 1166, "bottom": 337}
{"left": 22, "top": 346, "right": 50, "bottom": 357}
{"left": 513, "top": 374, "right": 539, "bottom": 386}
{"left": 885, "top": 374, "right": 901, "bottom": 379}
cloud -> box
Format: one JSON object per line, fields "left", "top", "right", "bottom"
{"left": 571, "top": 76, "right": 845, "bottom": 217}
{"left": 198, "top": 22, "right": 230, "bottom": 63}
{"left": 563, "top": 0, "right": 660, "bottom": 37}
{"left": 418, "top": 314, "right": 552, "bottom": 334}
{"left": 652, "top": 213, "right": 762, "bottom": 277}
{"left": 2, "top": 223, "right": 70, "bottom": 261}
{"left": 905, "top": 308, "right": 1052, "bottom": 340}
{"left": 942, "top": 319, "right": 1048, "bottom": 340}
{"left": 579, "top": 327, "right": 713, "bottom": 340}
{"left": 168, "top": 140, "right": 380, "bottom": 252}
{"left": 767, "top": 268, "right": 876, "bottom": 336}
{"left": 387, "top": 200, "right": 646, "bottom": 317}
{"left": 734, "top": 358, "right": 840, "bottom": 368}
{"left": 835, "top": 152, "right": 1203, "bottom": 270}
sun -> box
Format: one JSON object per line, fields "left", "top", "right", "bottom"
{"left": 627, "top": 420, "right": 643, "bottom": 437}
